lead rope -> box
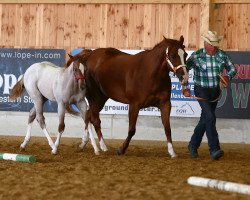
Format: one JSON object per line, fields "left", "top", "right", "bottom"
{"left": 188, "top": 74, "right": 227, "bottom": 102}
{"left": 190, "top": 95, "right": 220, "bottom": 102}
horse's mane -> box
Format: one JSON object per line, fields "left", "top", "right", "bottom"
{"left": 65, "top": 49, "right": 93, "bottom": 68}
{"left": 105, "top": 48, "right": 128, "bottom": 56}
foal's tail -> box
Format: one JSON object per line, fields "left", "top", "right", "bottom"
{"left": 9, "top": 76, "right": 25, "bottom": 100}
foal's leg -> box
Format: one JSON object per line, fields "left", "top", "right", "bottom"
{"left": 77, "top": 101, "right": 100, "bottom": 155}
{"left": 160, "top": 101, "right": 177, "bottom": 158}
{"left": 117, "top": 104, "right": 140, "bottom": 155}
{"left": 20, "top": 106, "right": 36, "bottom": 150}
{"left": 33, "top": 98, "right": 56, "bottom": 154}
{"left": 78, "top": 103, "right": 90, "bottom": 149}
{"left": 53, "top": 102, "right": 66, "bottom": 154}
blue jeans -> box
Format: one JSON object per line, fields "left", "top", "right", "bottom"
{"left": 189, "top": 85, "right": 221, "bottom": 154}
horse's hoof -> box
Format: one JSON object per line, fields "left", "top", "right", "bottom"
{"left": 117, "top": 148, "right": 124, "bottom": 155}
{"left": 95, "top": 151, "right": 100, "bottom": 155}
{"left": 171, "top": 154, "right": 178, "bottom": 158}
{"left": 76, "top": 146, "right": 83, "bottom": 152}
{"left": 78, "top": 142, "right": 87, "bottom": 150}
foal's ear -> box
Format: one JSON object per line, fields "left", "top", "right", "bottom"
{"left": 179, "top": 35, "right": 184, "bottom": 44}
{"left": 163, "top": 35, "right": 167, "bottom": 40}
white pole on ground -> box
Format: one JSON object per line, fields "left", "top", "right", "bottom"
{"left": 187, "top": 176, "right": 250, "bottom": 195}
{"left": 0, "top": 153, "right": 36, "bottom": 163}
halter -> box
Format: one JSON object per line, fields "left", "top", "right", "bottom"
{"left": 73, "top": 71, "right": 85, "bottom": 81}
{"left": 165, "top": 48, "right": 187, "bottom": 73}
{"left": 165, "top": 48, "right": 189, "bottom": 84}
{"left": 72, "top": 61, "right": 85, "bottom": 81}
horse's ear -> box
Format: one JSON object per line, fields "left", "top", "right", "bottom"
{"left": 163, "top": 35, "right": 167, "bottom": 40}
{"left": 68, "top": 53, "right": 74, "bottom": 59}
{"left": 179, "top": 35, "right": 184, "bottom": 44}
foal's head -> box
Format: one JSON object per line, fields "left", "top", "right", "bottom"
{"left": 161, "top": 36, "right": 189, "bottom": 84}
{"left": 71, "top": 60, "right": 86, "bottom": 91}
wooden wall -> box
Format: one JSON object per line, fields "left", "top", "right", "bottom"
{"left": 0, "top": 1, "right": 249, "bottom": 54}
{"left": 211, "top": 3, "right": 250, "bottom": 50}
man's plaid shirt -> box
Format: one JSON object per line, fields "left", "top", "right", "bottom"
{"left": 186, "top": 48, "right": 237, "bottom": 88}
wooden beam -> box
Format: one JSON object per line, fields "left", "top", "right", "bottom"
{"left": 0, "top": 0, "right": 201, "bottom": 4}
{"left": 200, "top": 0, "right": 211, "bottom": 47}
{"left": 212, "top": 0, "right": 250, "bottom": 3}
{"left": 1, "top": 0, "right": 250, "bottom": 4}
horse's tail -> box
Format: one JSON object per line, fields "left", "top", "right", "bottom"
{"left": 65, "top": 104, "right": 80, "bottom": 116}
{"left": 9, "top": 76, "right": 25, "bottom": 100}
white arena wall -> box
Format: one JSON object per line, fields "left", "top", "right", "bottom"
{"left": 1, "top": 111, "right": 249, "bottom": 144}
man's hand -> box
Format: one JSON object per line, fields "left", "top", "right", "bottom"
{"left": 182, "top": 88, "right": 191, "bottom": 97}
{"left": 219, "top": 75, "right": 229, "bottom": 89}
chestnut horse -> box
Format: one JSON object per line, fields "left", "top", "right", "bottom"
{"left": 68, "top": 36, "right": 188, "bottom": 157}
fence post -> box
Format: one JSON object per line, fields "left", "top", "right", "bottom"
{"left": 200, "top": 0, "right": 211, "bottom": 48}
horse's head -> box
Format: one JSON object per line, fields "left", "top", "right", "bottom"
{"left": 163, "top": 36, "right": 189, "bottom": 84}
{"left": 66, "top": 49, "right": 93, "bottom": 67}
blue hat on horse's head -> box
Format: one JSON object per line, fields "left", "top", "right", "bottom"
{"left": 201, "top": 31, "right": 223, "bottom": 46}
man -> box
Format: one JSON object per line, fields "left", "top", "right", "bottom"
{"left": 183, "top": 31, "right": 237, "bottom": 160}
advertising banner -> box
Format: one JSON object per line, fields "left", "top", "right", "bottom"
{"left": 216, "top": 51, "right": 250, "bottom": 119}
{"left": 0, "top": 48, "right": 65, "bottom": 112}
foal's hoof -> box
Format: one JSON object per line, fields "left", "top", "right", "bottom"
{"left": 51, "top": 149, "right": 58, "bottom": 155}
{"left": 78, "top": 142, "right": 87, "bottom": 150}
{"left": 19, "top": 146, "right": 25, "bottom": 152}
{"left": 116, "top": 148, "right": 124, "bottom": 155}
{"left": 94, "top": 151, "right": 100, "bottom": 156}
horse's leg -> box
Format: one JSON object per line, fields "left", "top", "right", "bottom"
{"left": 89, "top": 101, "right": 108, "bottom": 152}
{"left": 34, "top": 98, "right": 56, "bottom": 154}
{"left": 53, "top": 102, "right": 66, "bottom": 154}
{"left": 87, "top": 125, "right": 100, "bottom": 155}
{"left": 91, "top": 123, "right": 108, "bottom": 152}
{"left": 160, "top": 101, "right": 177, "bottom": 158}
{"left": 77, "top": 101, "right": 100, "bottom": 155}
{"left": 20, "top": 106, "right": 36, "bottom": 151}
{"left": 117, "top": 104, "right": 140, "bottom": 155}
